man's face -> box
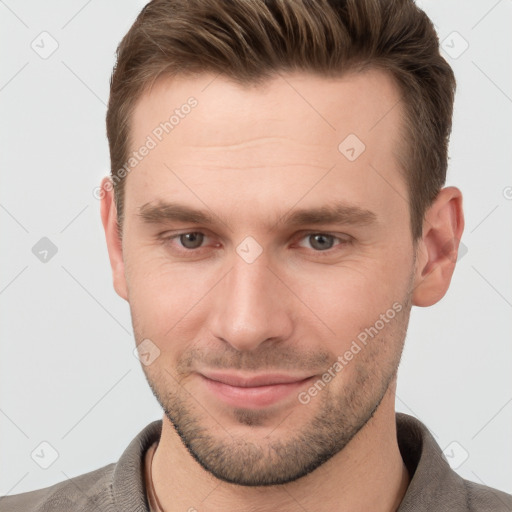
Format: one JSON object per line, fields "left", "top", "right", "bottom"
{"left": 118, "top": 70, "right": 416, "bottom": 485}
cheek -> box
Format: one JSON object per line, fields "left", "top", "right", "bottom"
{"left": 124, "top": 248, "right": 218, "bottom": 338}
{"left": 319, "top": 301, "right": 409, "bottom": 400}
{"left": 292, "top": 259, "right": 407, "bottom": 332}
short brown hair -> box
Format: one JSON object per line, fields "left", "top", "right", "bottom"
{"left": 106, "top": 0, "right": 456, "bottom": 241}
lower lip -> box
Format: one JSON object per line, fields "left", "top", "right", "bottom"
{"left": 200, "top": 375, "right": 314, "bottom": 409}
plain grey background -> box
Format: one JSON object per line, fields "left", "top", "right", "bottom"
{"left": 1, "top": 0, "right": 511, "bottom": 497}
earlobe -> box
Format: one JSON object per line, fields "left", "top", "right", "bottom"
{"left": 99, "top": 177, "right": 129, "bottom": 301}
{"left": 412, "top": 187, "right": 465, "bottom": 307}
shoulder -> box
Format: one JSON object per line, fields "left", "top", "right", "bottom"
{"left": 396, "top": 413, "right": 512, "bottom": 511}
{"left": 0, "top": 463, "right": 116, "bottom": 512}
{"left": 463, "top": 479, "right": 512, "bottom": 511}
{"left": 0, "top": 419, "right": 162, "bottom": 512}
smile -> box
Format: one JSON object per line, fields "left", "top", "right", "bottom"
{"left": 198, "top": 372, "right": 315, "bottom": 409}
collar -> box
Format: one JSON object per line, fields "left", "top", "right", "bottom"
{"left": 110, "top": 413, "right": 504, "bottom": 511}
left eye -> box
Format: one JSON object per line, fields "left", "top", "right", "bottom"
{"left": 297, "top": 233, "right": 346, "bottom": 251}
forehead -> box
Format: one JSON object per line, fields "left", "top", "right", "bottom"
{"left": 125, "top": 69, "right": 407, "bottom": 226}
{"left": 131, "top": 68, "right": 403, "bottom": 152}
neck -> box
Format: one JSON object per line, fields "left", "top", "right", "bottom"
{"left": 151, "top": 385, "right": 409, "bottom": 512}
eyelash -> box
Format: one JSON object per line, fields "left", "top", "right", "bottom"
{"left": 158, "top": 231, "right": 352, "bottom": 256}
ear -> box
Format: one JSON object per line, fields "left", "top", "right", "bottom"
{"left": 100, "top": 177, "right": 128, "bottom": 301}
{"left": 412, "top": 186, "right": 465, "bottom": 307}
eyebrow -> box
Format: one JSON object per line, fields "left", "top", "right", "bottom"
{"left": 137, "top": 200, "right": 378, "bottom": 231}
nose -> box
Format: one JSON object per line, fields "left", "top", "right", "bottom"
{"left": 209, "top": 252, "right": 294, "bottom": 352}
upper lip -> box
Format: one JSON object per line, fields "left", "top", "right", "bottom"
{"left": 200, "top": 371, "right": 313, "bottom": 388}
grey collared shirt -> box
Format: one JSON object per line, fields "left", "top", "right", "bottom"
{"left": 1, "top": 413, "right": 510, "bottom": 511}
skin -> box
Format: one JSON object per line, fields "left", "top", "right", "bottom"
{"left": 101, "top": 69, "right": 464, "bottom": 511}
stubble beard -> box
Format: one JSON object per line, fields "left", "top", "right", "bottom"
{"left": 139, "top": 293, "right": 412, "bottom": 486}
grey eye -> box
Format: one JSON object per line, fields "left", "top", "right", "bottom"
{"left": 308, "top": 234, "right": 335, "bottom": 251}
{"left": 179, "top": 232, "right": 204, "bottom": 249}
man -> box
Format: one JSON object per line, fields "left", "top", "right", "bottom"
{"left": 2, "top": 0, "right": 510, "bottom": 511}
